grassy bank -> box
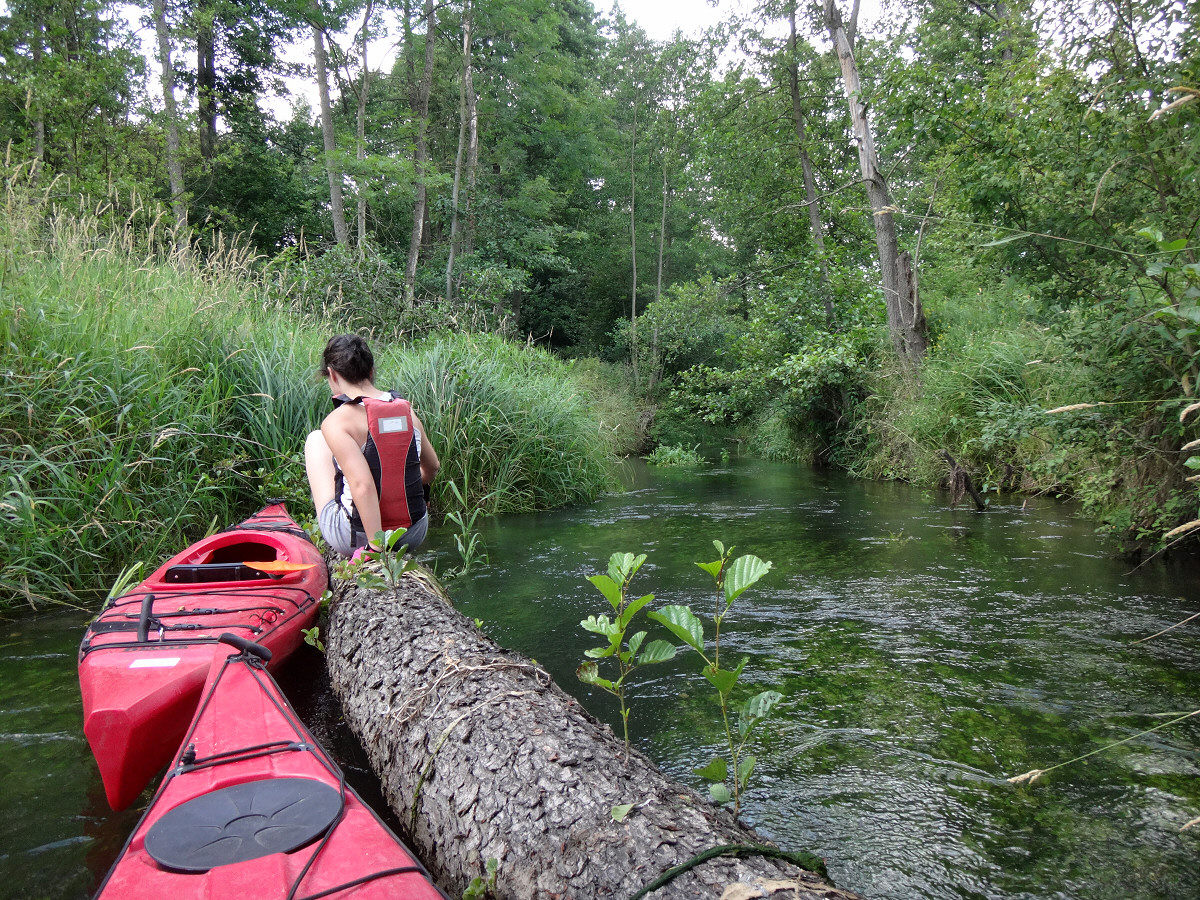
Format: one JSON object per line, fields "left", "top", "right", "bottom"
{"left": 0, "top": 172, "right": 638, "bottom": 611}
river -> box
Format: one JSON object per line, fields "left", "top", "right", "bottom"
{"left": 2, "top": 457, "right": 1198, "bottom": 899}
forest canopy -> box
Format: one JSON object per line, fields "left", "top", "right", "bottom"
{"left": 2, "top": 0, "right": 1199, "bottom": 559}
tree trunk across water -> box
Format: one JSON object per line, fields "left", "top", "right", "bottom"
{"left": 325, "top": 571, "right": 860, "bottom": 900}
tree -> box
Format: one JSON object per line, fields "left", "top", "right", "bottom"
{"left": 823, "top": 0, "right": 927, "bottom": 368}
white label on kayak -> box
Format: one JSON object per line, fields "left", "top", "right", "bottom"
{"left": 378, "top": 415, "right": 409, "bottom": 434}
{"left": 130, "top": 658, "right": 181, "bottom": 669}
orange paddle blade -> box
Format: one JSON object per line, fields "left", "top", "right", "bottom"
{"left": 243, "top": 560, "right": 317, "bottom": 574}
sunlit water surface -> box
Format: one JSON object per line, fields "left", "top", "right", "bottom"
{"left": 1, "top": 458, "right": 1197, "bottom": 899}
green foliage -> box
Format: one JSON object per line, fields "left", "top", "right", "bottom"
{"left": 345, "top": 529, "right": 420, "bottom": 591}
{"left": 461, "top": 858, "right": 499, "bottom": 900}
{"left": 576, "top": 551, "right": 677, "bottom": 758}
{"left": 441, "top": 480, "right": 489, "bottom": 579}
{"left": 645, "top": 444, "right": 706, "bottom": 467}
{"left": 646, "top": 541, "right": 778, "bottom": 816}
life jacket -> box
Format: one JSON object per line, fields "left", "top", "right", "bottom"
{"left": 332, "top": 392, "right": 426, "bottom": 542}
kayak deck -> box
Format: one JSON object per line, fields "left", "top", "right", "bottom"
{"left": 95, "top": 638, "right": 447, "bottom": 900}
{"left": 80, "top": 504, "right": 327, "bottom": 810}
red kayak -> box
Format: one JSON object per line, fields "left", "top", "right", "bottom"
{"left": 95, "top": 634, "right": 448, "bottom": 900}
{"left": 80, "top": 503, "right": 327, "bottom": 810}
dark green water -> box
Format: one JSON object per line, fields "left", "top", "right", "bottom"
{"left": 1, "top": 457, "right": 1197, "bottom": 899}
{"left": 431, "top": 458, "right": 1200, "bottom": 900}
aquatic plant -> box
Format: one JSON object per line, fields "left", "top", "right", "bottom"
{"left": 576, "top": 552, "right": 677, "bottom": 760}
{"left": 648, "top": 542, "right": 780, "bottom": 816}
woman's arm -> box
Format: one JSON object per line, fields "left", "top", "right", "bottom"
{"left": 413, "top": 411, "right": 440, "bottom": 484}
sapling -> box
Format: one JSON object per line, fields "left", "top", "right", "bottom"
{"left": 648, "top": 542, "right": 781, "bottom": 816}
{"left": 576, "top": 552, "right": 677, "bottom": 760}
{"left": 345, "top": 528, "right": 419, "bottom": 589}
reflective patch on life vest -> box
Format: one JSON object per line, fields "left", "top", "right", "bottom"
{"left": 377, "top": 415, "right": 409, "bottom": 434}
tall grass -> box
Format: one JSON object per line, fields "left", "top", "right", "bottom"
{"left": 0, "top": 166, "right": 634, "bottom": 610}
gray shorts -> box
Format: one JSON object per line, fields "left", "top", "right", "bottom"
{"left": 318, "top": 499, "right": 428, "bottom": 556}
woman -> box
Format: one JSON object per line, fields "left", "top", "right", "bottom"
{"left": 304, "top": 334, "right": 440, "bottom": 555}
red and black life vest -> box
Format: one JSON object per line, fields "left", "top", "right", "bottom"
{"left": 332, "top": 392, "right": 426, "bottom": 541}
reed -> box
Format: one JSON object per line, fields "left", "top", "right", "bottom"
{"left": 0, "top": 168, "right": 632, "bottom": 610}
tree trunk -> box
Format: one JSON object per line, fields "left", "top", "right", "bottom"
{"left": 196, "top": 1, "right": 216, "bottom": 163}
{"left": 314, "top": 25, "right": 349, "bottom": 246}
{"left": 630, "top": 94, "right": 640, "bottom": 388}
{"left": 824, "top": 0, "right": 928, "bottom": 368}
{"left": 405, "top": 0, "right": 436, "bottom": 305}
{"left": 447, "top": 4, "right": 473, "bottom": 300}
{"left": 153, "top": 0, "right": 187, "bottom": 233}
{"left": 657, "top": 151, "right": 669, "bottom": 302}
{"left": 325, "top": 572, "right": 859, "bottom": 900}
{"left": 30, "top": 9, "right": 45, "bottom": 183}
{"left": 463, "top": 61, "right": 479, "bottom": 259}
{"left": 789, "top": 2, "right": 834, "bottom": 328}
{"left": 356, "top": 0, "right": 376, "bottom": 248}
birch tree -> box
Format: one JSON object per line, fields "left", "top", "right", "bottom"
{"left": 823, "top": 0, "right": 927, "bottom": 368}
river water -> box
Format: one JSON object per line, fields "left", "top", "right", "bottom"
{"left": 1, "top": 457, "right": 1198, "bottom": 899}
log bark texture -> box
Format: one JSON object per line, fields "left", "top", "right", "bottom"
{"left": 326, "top": 572, "right": 860, "bottom": 900}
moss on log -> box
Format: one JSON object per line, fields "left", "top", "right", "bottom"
{"left": 325, "top": 570, "right": 859, "bottom": 900}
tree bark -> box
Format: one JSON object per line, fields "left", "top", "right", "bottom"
{"left": 788, "top": 2, "right": 833, "bottom": 328}
{"left": 355, "top": 0, "right": 376, "bottom": 248}
{"left": 824, "top": 0, "right": 928, "bottom": 368}
{"left": 629, "top": 88, "right": 640, "bottom": 388}
{"left": 153, "top": 0, "right": 187, "bottom": 233}
{"left": 196, "top": 0, "right": 216, "bottom": 163}
{"left": 314, "top": 25, "right": 350, "bottom": 246}
{"left": 325, "top": 572, "right": 859, "bottom": 900}
{"left": 447, "top": 3, "right": 473, "bottom": 300}
{"left": 405, "top": 0, "right": 436, "bottom": 305}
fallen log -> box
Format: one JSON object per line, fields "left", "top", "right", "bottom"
{"left": 325, "top": 569, "right": 860, "bottom": 900}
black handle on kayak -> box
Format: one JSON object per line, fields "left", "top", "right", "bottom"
{"left": 137, "top": 593, "right": 155, "bottom": 643}
{"left": 218, "top": 632, "right": 273, "bottom": 663}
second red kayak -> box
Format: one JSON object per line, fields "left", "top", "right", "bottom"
{"left": 95, "top": 634, "right": 448, "bottom": 900}
{"left": 80, "top": 503, "right": 328, "bottom": 810}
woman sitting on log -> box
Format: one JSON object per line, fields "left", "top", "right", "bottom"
{"left": 304, "top": 334, "right": 440, "bottom": 555}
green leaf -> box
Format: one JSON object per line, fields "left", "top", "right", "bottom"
{"left": 576, "top": 662, "right": 614, "bottom": 691}
{"left": 619, "top": 592, "right": 656, "bottom": 629}
{"left": 737, "top": 754, "right": 756, "bottom": 789}
{"left": 694, "top": 757, "right": 728, "bottom": 782}
{"left": 1162, "top": 238, "right": 1189, "bottom": 252}
{"left": 724, "top": 555, "right": 773, "bottom": 605}
{"left": 696, "top": 559, "right": 723, "bottom": 580}
{"left": 611, "top": 803, "right": 635, "bottom": 822}
{"left": 1184, "top": 456, "right": 1200, "bottom": 470}
{"left": 587, "top": 574, "right": 623, "bottom": 610}
{"left": 709, "top": 783, "right": 733, "bottom": 804}
{"left": 647, "top": 605, "right": 704, "bottom": 652}
{"left": 608, "top": 551, "right": 646, "bottom": 585}
{"left": 638, "top": 639, "right": 677, "bottom": 664}
{"left": 584, "top": 645, "right": 615, "bottom": 659}
{"left": 743, "top": 689, "right": 783, "bottom": 724}
{"left": 580, "top": 614, "right": 619, "bottom": 637}
{"left": 627, "top": 630, "right": 646, "bottom": 657}
{"left": 703, "top": 663, "right": 741, "bottom": 696}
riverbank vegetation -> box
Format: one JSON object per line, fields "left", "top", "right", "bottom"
{"left": 0, "top": 173, "right": 636, "bottom": 609}
{"left": 2, "top": 0, "right": 1197, "bottom": 606}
